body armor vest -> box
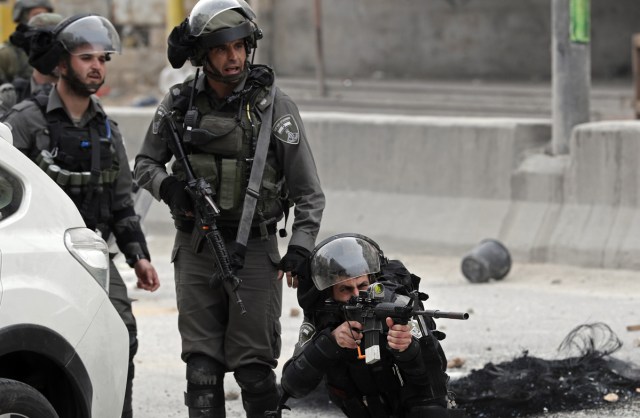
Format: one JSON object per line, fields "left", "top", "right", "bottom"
{"left": 32, "top": 94, "right": 120, "bottom": 229}
{"left": 170, "top": 67, "right": 286, "bottom": 228}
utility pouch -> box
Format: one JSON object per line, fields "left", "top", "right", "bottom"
{"left": 194, "top": 114, "right": 243, "bottom": 156}
{"left": 257, "top": 163, "right": 285, "bottom": 220}
{"left": 219, "top": 158, "right": 243, "bottom": 211}
{"left": 171, "top": 153, "right": 218, "bottom": 187}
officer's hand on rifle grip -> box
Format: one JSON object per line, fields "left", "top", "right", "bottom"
{"left": 160, "top": 176, "right": 194, "bottom": 217}
{"left": 385, "top": 317, "right": 412, "bottom": 352}
{"left": 331, "top": 320, "right": 363, "bottom": 350}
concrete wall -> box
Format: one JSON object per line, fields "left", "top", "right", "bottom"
{"left": 108, "top": 106, "right": 640, "bottom": 270}
{"left": 254, "top": 0, "right": 640, "bottom": 80}
{"left": 43, "top": 0, "right": 640, "bottom": 86}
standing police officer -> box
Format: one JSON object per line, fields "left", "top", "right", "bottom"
{"left": 1, "top": 14, "right": 160, "bottom": 418}
{"left": 134, "top": 0, "right": 325, "bottom": 416}
{"left": 0, "top": 0, "right": 53, "bottom": 84}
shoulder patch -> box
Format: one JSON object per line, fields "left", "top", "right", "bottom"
{"left": 152, "top": 104, "right": 170, "bottom": 135}
{"left": 273, "top": 114, "right": 300, "bottom": 145}
{"left": 298, "top": 321, "right": 316, "bottom": 347}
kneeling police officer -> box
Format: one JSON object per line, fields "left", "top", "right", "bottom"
{"left": 280, "top": 234, "right": 466, "bottom": 418}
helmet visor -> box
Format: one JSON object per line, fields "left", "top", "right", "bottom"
{"left": 310, "top": 236, "right": 381, "bottom": 291}
{"left": 58, "top": 16, "right": 121, "bottom": 55}
{"left": 188, "top": 0, "right": 256, "bottom": 37}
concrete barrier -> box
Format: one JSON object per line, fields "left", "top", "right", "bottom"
{"left": 107, "top": 106, "right": 640, "bottom": 270}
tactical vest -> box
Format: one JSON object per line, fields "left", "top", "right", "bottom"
{"left": 170, "top": 66, "right": 287, "bottom": 229}
{"left": 32, "top": 94, "right": 120, "bottom": 229}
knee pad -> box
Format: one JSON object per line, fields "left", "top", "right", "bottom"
{"left": 185, "top": 355, "right": 225, "bottom": 411}
{"left": 187, "top": 354, "right": 225, "bottom": 386}
{"left": 281, "top": 355, "right": 323, "bottom": 399}
{"left": 233, "top": 364, "right": 276, "bottom": 395}
{"left": 234, "top": 365, "right": 278, "bottom": 417}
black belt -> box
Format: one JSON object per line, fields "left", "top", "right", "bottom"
{"left": 218, "top": 223, "right": 277, "bottom": 241}
{"left": 174, "top": 219, "right": 276, "bottom": 239}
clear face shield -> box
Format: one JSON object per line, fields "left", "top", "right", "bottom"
{"left": 58, "top": 16, "right": 122, "bottom": 56}
{"left": 310, "top": 236, "right": 382, "bottom": 291}
{"left": 188, "top": 0, "right": 256, "bottom": 37}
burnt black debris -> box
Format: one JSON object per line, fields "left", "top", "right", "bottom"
{"left": 449, "top": 323, "right": 640, "bottom": 418}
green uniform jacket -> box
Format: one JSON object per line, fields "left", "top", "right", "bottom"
{"left": 135, "top": 71, "right": 325, "bottom": 252}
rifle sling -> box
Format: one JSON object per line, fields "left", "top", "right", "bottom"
{"left": 235, "top": 83, "right": 276, "bottom": 249}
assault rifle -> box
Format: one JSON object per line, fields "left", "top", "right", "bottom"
{"left": 323, "top": 282, "right": 468, "bottom": 364}
{"left": 161, "top": 111, "right": 247, "bottom": 315}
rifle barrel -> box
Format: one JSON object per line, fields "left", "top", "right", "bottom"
{"left": 416, "top": 310, "right": 469, "bottom": 320}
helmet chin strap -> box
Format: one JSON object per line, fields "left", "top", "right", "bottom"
{"left": 202, "top": 58, "right": 248, "bottom": 86}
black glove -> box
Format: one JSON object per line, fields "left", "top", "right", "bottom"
{"left": 278, "top": 245, "right": 311, "bottom": 276}
{"left": 159, "top": 176, "right": 193, "bottom": 215}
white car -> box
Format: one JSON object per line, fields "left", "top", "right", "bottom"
{"left": 0, "top": 123, "right": 128, "bottom": 417}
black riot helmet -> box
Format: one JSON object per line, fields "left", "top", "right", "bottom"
{"left": 12, "top": 0, "right": 53, "bottom": 24}
{"left": 309, "top": 233, "right": 387, "bottom": 291}
{"left": 297, "top": 233, "right": 387, "bottom": 313}
{"left": 29, "top": 14, "right": 122, "bottom": 76}
{"left": 167, "top": 0, "right": 262, "bottom": 69}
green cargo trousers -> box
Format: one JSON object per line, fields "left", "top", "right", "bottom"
{"left": 171, "top": 230, "right": 283, "bottom": 370}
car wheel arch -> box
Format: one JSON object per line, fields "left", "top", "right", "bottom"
{"left": 0, "top": 324, "right": 92, "bottom": 418}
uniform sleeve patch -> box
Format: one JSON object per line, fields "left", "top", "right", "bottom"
{"left": 298, "top": 321, "right": 316, "bottom": 347}
{"left": 152, "top": 104, "right": 169, "bottom": 135}
{"left": 273, "top": 114, "right": 300, "bottom": 145}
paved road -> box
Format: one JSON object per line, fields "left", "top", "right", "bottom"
{"left": 117, "top": 231, "right": 640, "bottom": 417}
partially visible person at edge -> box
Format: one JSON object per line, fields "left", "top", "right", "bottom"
{"left": 133, "top": 0, "right": 325, "bottom": 416}
{"left": 1, "top": 14, "right": 160, "bottom": 418}
{"left": 280, "top": 234, "right": 466, "bottom": 418}
{"left": 0, "top": 0, "right": 53, "bottom": 85}
{"left": 0, "top": 12, "right": 63, "bottom": 117}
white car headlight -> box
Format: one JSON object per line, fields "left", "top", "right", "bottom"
{"left": 64, "top": 228, "right": 110, "bottom": 292}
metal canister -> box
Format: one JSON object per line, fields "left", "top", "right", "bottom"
{"left": 38, "top": 155, "right": 54, "bottom": 171}
{"left": 35, "top": 149, "right": 53, "bottom": 165}
{"left": 56, "top": 169, "right": 71, "bottom": 187}
{"left": 81, "top": 172, "right": 91, "bottom": 186}
{"left": 45, "top": 164, "right": 60, "bottom": 182}
{"left": 69, "top": 172, "right": 82, "bottom": 195}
